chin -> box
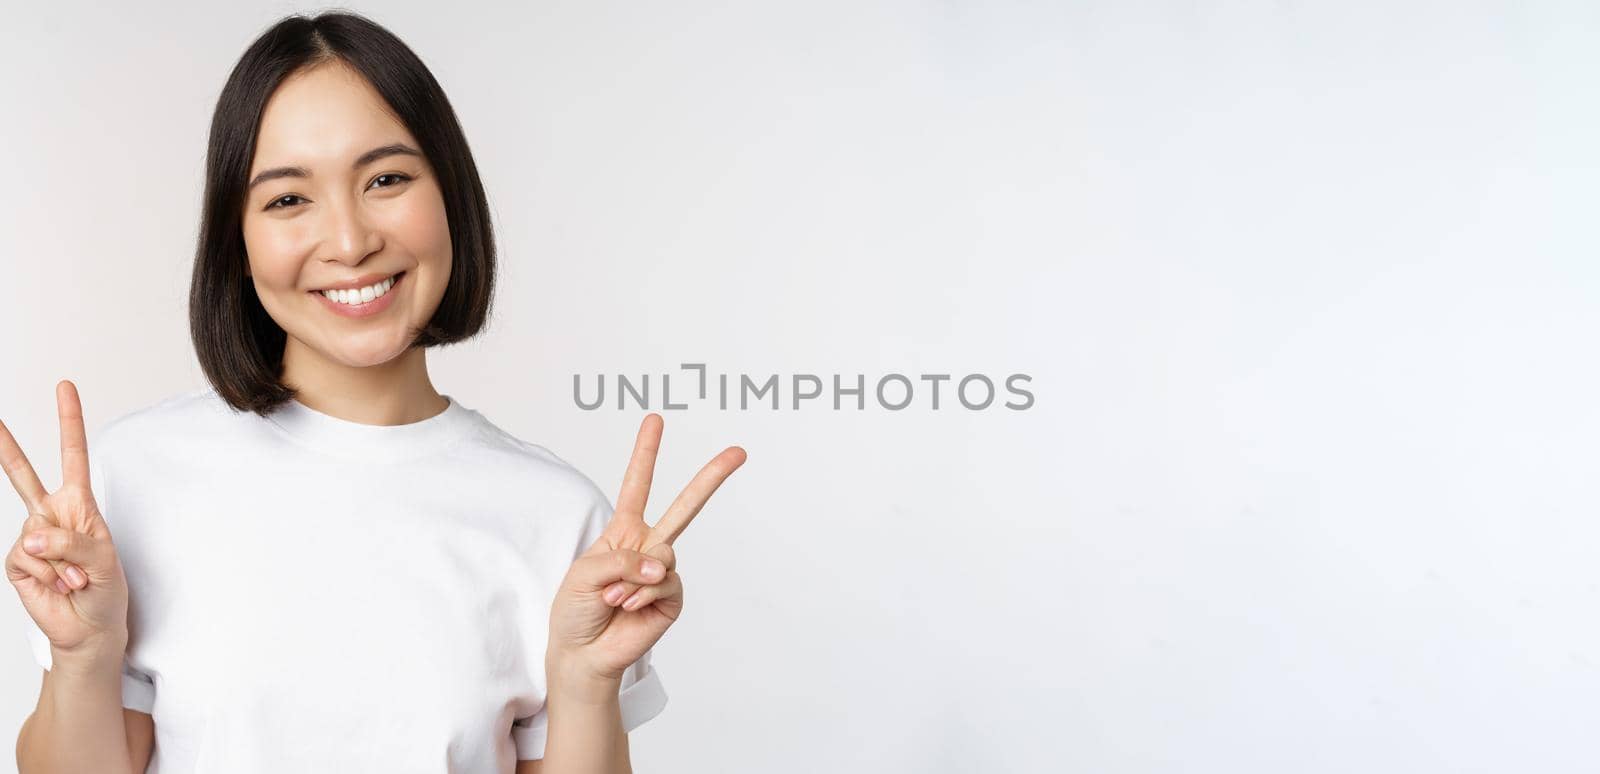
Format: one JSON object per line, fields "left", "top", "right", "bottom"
{"left": 321, "top": 334, "right": 413, "bottom": 368}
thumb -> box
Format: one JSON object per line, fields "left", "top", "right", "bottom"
{"left": 21, "top": 526, "right": 108, "bottom": 575}
{"left": 569, "top": 548, "right": 668, "bottom": 593}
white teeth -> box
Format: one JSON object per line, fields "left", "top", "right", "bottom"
{"left": 320, "top": 275, "right": 396, "bottom": 305}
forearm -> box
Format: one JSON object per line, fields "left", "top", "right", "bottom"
{"left": 539, "top": 668, "right": 631, "bottom": 774}
{"left": 17, "top": 632, "right": 135, "bottom": 774}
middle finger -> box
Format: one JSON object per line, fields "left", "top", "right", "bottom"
{"left": 648, "top": 445, "right": 746, "bottom": 547}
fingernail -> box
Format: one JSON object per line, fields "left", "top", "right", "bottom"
{"left": 623, "top": 591, "right": 643, "bottom": 610}
{"left": 23, "top": 534, "right": 44, "bottom": 554}
{"left": 55, "top": 579, "right": 69, "bottom": 594}
{"left": 642, "top": 560, "right": 664, "bottom": 580}
{"left": 604, "top": 584, "right": 627, "bottom": 604}
{"left": 65, "top": 566, "right": 85, "bottom": 586}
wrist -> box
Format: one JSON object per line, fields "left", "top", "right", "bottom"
{"left": 546, "top": 654, "right": 623, "bottom": 706}
{"left": 50, "top": 628, "right": 129, "bottom": 674}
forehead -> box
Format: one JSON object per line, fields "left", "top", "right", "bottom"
{"left": 250, "top": 61, "right": 417, "bottom": 172}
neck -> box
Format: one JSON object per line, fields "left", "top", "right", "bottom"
{"left": 279, "top": 338, "right": 449, "bottom": 426}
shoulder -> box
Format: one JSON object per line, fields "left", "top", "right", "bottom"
{"left": 93, "top": 385, "right": 224, "bottom": 447}
{"left": 85, "top": 386, "right": 241, "bottom": 508}
{"left": 456, "top": 413, "right": 616, "bottom": 552}
{"left": 458, "top": 411, "right": 611, "bottom": 510}
{"left": 92, "top": 386, "right": 238, "bottom": 456}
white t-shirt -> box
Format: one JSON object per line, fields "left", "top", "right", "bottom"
{"left": 20, "top": 387, "right": 666, "bottom": 772}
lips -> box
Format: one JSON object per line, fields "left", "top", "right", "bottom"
{"left": 315, "top": 269, "right": 403, "bottom": 294}
{"left": 310, "top": 270, "right": 406, "bottom": 318}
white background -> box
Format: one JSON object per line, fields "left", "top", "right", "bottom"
{"left": 2, "top": 2, "right": 1597, "bottom": 772}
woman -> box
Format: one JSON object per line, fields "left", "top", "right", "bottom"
{"left": 1, "top": 10, "right": 744, "bottom": 773}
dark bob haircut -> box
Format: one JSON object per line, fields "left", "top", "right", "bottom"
{"left": 190, "top": 10, "right": 495, "bottom": 416}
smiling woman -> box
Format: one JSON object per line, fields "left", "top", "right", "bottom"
{"left": 191, "top": 19, "right": 495, "bottom": 418}
{"left": 7, "top": 8, "right": 745, "bottom": 774}
{"left": 238, "top": 59, "right": 459, "bottom": 386}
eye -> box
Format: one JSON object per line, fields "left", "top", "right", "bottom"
{"left": 266, "top": 194, "right": 305, "bottom": 211}
{"left": 370, "top": 173, "right": 412, "bottom": 189}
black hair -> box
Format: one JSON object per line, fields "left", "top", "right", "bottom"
{"left": 190, "top": 9, "right": 495, "bottom": 416}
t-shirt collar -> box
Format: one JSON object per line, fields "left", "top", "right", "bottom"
{"left": 265, "top": 393, "right": 477, "bottom": 460}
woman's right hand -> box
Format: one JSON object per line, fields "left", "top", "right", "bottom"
{"left": 0, "top": 380, "right": 130, "bottom": 659}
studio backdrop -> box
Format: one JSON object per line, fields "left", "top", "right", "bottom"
{"left": 1, "top": 2, "right": 1595, "bottom": 773}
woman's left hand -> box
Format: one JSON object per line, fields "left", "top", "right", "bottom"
{"left": 546, "top": 413, "right": 746, "bottom": 686}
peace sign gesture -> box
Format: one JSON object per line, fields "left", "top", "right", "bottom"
{"left": 546, "top": 413, "right": 746, "bottom": 686}
{"left": 0, "top": 381, "right": 131, "bottom": 659}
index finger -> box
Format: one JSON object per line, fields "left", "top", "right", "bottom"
{"left": 613, "top": 413, "right": 663, "bottom": 525}
{"left": 648, "top": 445, "right": 747, "bottom": 547}
{"left": 57, "top": 381, "right": 91, "bottom": 492}
{"left": 0, "top": 418, "right": 49, "bottom": 513}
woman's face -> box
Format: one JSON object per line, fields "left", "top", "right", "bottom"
{"left": 241, "top": 60, "right": 451, "bottom": 370}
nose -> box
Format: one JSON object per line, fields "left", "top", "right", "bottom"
{"left": 321, "top": 195, "right": 384, "bottom": 266}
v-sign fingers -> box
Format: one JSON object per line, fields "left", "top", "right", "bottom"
{"left": 613, "top": 413, "right": 663, "bottom": 524}
{"left": 649, "top": 446, "right": 747, "bottom": 547}
{"left": 57, "top": 381, "right": 91, "bottom": 493}
{"left": 0, "top": 418, "right": 49, "bottom": 514}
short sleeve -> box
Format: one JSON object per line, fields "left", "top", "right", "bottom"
{"left": 16, "top": 427, "right": 157, "bottom": 715}
{"left": 511, "top": 651, "right": 669, "bottom": 760}
{"left": 21, "top": 608, "right": 156, "bottom": 714}
{"left": 510, "top": 478, "right": 670, "bottom": 760}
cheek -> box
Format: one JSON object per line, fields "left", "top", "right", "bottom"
{"left": 386, "top": 188, "right": 452, "bottom": 268}
{"left": 242, "top": 221, "right": 312, "bottom": 286}
{"left": 379, "top": 190, "right": 453, "bottom": 309}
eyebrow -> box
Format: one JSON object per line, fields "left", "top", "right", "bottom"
{"left": 247, "top": 143, "right": 423, "bottom": 191}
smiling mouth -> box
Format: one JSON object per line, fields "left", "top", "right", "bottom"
{"left": 310, "top": 270, "right": 406, "bottom": 305}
